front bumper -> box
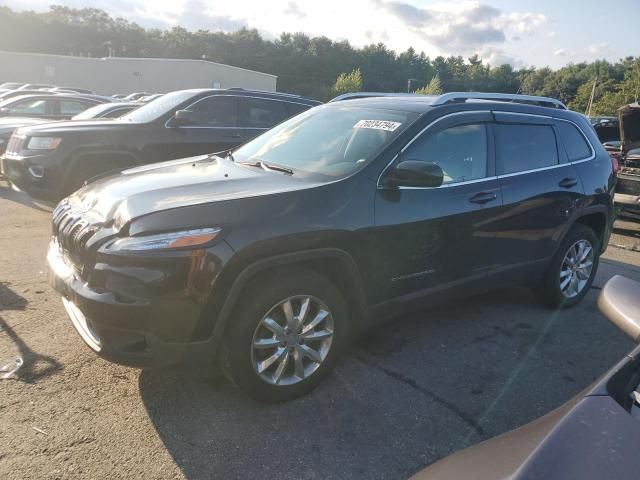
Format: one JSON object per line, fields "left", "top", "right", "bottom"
{"left": 47, "top": 239, "right": 227, "bottom": 368}
{"left": 1, "top": 153, "right": 59, "bottom": 201}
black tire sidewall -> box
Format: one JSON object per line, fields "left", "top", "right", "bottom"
{"left": 222, "top": 267, "right": 348, "bottom": 402}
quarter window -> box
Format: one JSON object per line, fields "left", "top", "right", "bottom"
{"left": 239, "top": 98, "right": 289, "bottom": 128}
{"left": 188, "top": 96, "right": 238, "bottom": 127}
{"left": 555, "top": 122, "right": 592, "bottom": 161}
{"left": 403, "top": 124, "right": 488, "bottom": 184}
{"left": 495, "top": 124, "right": 558, "bottom": 175}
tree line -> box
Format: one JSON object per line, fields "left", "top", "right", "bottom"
{"left": 1, "top": 5, "right": 638, "bottom": 115}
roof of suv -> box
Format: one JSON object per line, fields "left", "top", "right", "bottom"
{"left": 173, "top": 88, "right": 321, "bottom": 106}
{"left": 328, "top": 91, "right": 570, "bottom": 115}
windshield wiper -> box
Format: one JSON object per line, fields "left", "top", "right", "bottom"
{"left": 226, "top": 151, "right": 236, "bottom": 162}
{"left": 240, "top": 160, "right": 293, "bottom": 175}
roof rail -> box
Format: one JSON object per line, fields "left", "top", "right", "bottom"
{"left": 329, "top": 92, "right": 423, "bottom": 102}
{"left": 433, "top": 92, "right": 567, "bottom": 110}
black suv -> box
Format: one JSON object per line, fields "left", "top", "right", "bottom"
{"left": 1, "top": 89, "right": 319, "bottom": 201}
{"left": 47, "top": 92, "right": 615, "bottom": 402}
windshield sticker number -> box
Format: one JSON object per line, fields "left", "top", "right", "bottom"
{"left": 353, "top": 120, "right": 402, "bottom": 132}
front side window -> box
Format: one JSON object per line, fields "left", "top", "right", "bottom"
{"left": 403, "top": 124, "right": 488, "bottom": 184}
{"left": 233, "top": 105, "right": 416, "bottom": 178}
{"left": 6, "top": 98, "right": 47, "bottom": 115}
{"left": 496, "top": 124, "right": 558, "bottom": 175}
{"left": 239, "top": 98, "right": 288, "bottom": 128}
{"left": 555, "top": 122, "right": 592, "bottom": 161}
{"left": 189, "top": 96, "right": 238, "bottom": 127}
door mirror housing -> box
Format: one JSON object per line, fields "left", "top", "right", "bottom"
{"left": 384, "top": 161, "right": 444, "bottom": 188}
{"left": 598, "top": 275, "right": 640, "bottom": 342}
{"left": 173, "top": 109, "right": 196, "bottom": 126}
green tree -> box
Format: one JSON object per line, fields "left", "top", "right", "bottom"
{"left": 415, "top": 75, "right": 443, "bottom": 95}
{"left": 331, "top": 68, "right": 363, "bottom": 96}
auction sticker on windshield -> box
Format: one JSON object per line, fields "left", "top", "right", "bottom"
{"left": 353, "top": 120, "right": 402, "bottom": 131}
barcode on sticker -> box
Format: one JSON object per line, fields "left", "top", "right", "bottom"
{"left": 353, "top": 120, "right": 402, "bottom": 131}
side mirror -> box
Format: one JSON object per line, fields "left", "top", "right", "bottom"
{"left": 598, "top": 275, "right": 640, "bottom": 342}
{"left": 172, "top": 109, "right": 196, "bottom": 126}
{"left": 384, "top": 161, "right": 444, "bottom": 188}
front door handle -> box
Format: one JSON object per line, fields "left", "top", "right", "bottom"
{"left": 469, "top": 192, "right": 497, "bottom": 204}
{"left": 559, "top": 177, "right": 578, "bottom": 188}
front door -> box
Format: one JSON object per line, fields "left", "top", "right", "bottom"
{"left": 369, "top": 111, "right": 503, "bottom": 305}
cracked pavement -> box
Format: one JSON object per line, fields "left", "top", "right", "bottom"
{"left": 1, "top": 180, "right": 640, "bottom": 479}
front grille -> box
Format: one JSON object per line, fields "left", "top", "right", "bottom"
{"left": 5, "top": 133, "right": 26, "bottom": 155}
{"left": 52, "top": 203, "right": 99, "bottom": 276}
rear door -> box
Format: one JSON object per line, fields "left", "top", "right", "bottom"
{"left": 489, "top": 112, "right": 584, "bottom": 281}
{"left": 370, "top": 111, "right": 503, "bottom": 304}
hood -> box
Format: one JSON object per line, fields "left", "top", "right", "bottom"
{"left": 66, "top": 155, "right": 317, "bottom": 230}
{"left": 0, "top": 117, "right": 53, "bottom": 133}
{"left": 619, "top": 103, "right": 640, "bottom": 154}
{"left": 19, "top": 118, "right": 135, "bottom": 135}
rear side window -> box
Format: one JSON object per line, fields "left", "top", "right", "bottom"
{"left": 495, "top": 124, "right": 558, "bottom": 175}
{"left": 555, "top": 121, "right": 592, "bottom": 161}
{"left": 59, "top": 100, "right": 91, "bottom": 116}
{"left": 239, "top": 98, "right": 289, "bottom": 128}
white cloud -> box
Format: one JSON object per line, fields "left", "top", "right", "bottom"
{"left": 372, "top": 0, "right": 548, "bottom": 65}
{"left": 284, "top": 1, "right": 306, "bottom": 19}
{"left": 587, "top": 42, "right": 612, "bottom": 57}
{"left": 553, "top": 49, "right": 565, "bottom": 57}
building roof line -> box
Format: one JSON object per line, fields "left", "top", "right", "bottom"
{"left": 0, "top": 50, "right": 277, "bottom": 79}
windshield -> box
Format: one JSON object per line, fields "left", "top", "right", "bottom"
{"left": 120, "top": 90, "right": 195, "bottom": 123}
{"left": 233, "top": 105, "right": 416, "bottom": 178}
{"left": 72, "top": 103, "right": 116, "bottom": 120}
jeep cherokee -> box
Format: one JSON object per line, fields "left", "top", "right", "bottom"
{"left": 47, "top": 92, "right": 616, "bottom": 402}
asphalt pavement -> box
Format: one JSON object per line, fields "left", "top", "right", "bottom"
{"left": 1, "top": 180, "right": 639, "bottom": 479}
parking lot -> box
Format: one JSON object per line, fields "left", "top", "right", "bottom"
{"left": 0, "top": 180, "right": 639, "bottom": 480}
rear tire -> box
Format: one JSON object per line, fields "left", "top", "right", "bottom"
{"left": 220, "top": 267, "right": 348, "bottom": 402}
{"left": 535, "top": 224, "right": 600, "bottom": 309}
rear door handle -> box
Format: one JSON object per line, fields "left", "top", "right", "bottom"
{"left": 469, "top": 192, "right": 497, "bottom": 204}
{"left": 559, "top": 177, "right": 578, "bottom": 188}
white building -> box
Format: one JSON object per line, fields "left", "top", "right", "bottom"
{"left": 0, "top": 51, "right": 277, "bottom": 95}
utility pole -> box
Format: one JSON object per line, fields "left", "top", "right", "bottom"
{"left": 586, "top": 76, "right": 597, "bottom": 117}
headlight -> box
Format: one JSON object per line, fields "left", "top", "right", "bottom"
{"left": 106, "top": 227, "right": 221, "bottom": 252}
{"left": 27, "top": 136, "right": 62, "bottom": 150}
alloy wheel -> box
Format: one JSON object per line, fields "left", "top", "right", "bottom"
{"left": 560, "top": 239, "right": 594, "bottom": 298}
{"left": 251, "top": 295, "right": 334, "bottom": 386}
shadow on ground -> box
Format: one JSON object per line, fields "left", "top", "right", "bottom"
{"left": 0, "top": 181, "right": 52, "bottom": 212}
{"left": 0, "top": 282, "right": 62, "bottom": 382}
{"left": 139, "top": 277, "right": 634, "bottom": 479}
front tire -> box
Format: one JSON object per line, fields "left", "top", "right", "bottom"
{"left": 220, "top": 267, "right": 348, "bottom": 402}
{"left": 536, "top": 224, "right": 600, "bottom": 309}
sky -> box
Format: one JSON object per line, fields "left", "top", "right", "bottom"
{"left": 3, "top": 0, "right": 639, "bottom": 69}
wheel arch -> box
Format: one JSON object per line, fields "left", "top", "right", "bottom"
{"left": 61, "top": 149, "right": 141, "bottom": 196}
{"left": 573, "top": 205, "right": 610, "bottom": 252}
{"left": 209, "top": 248, "right": 367, "bottom": 350}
